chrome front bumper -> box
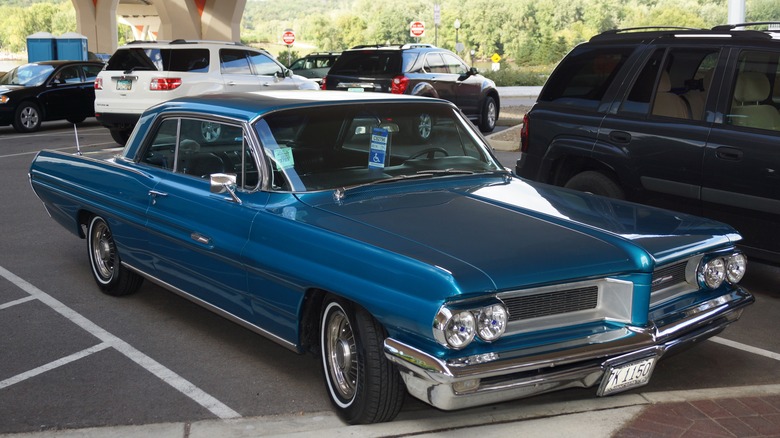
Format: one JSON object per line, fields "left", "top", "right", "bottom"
{"left": 384, "top": 287, "right": 754, "bottom": 411}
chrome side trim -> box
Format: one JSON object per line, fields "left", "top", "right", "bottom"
{"left": 122, "top": 262, "right": 298, "bottom": 352}
{"left": 385, "top": 287, "right": 753, "bottom": 411}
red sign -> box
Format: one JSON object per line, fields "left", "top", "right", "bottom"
{"left": 282, "top": 30, "right": 295, "bottom": 45}
{"left": 409, "top": 21, "right": 425, "bottom": 38}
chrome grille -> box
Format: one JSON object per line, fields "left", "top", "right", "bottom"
{"left": 651, "top": 261, "right": 687, "bottom": 293}
{"left": 504, "top": 286, "right": 599, "bottom": 322}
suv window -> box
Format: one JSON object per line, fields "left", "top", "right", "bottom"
{"left": 106, "top": 48, "right": 210, "bottom": 73}
{"left": 220, "top": 49, "right": 253, "bottom": 74}
{"left": 248, "top": 52, "right": 282, "bottom": 76}
{"left": 441, "top": 53, "right": 468, "bottom": 75}
{"left": 621, "top": 48, "right": 720, "bottom": 120}
{"left": 727, "top": 50, "right": 780, "bottom": 131}
{"left": 540, "top": 46, "right": 634, "bottom": 109}
{"left": 329, "top": 51, "right": 402, "bottom": 76}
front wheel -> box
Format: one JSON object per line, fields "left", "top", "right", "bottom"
{"left": 479, "top": 96, "right": 497, "bottom": 132}
{"left": 320, "top": 297, "right": 404, "bottom": 424}
{"left": 564, "top": 171, "right": 625, "bottom": 199}
{"left": 13, "top": 102, "right": 42, "bottom": 132}
{"left": 87, "top": 216, "right": 143, "bottom": 296}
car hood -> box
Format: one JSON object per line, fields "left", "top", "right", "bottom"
{"left": 295, "top": 176, "right": 739, "bottom": 293}
{"left": 0, "top": 85, "right": 24, "bottom": 93}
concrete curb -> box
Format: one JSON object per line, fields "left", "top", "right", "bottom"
{"left": 8, "top": 384, "right": 780, "bottom": 438}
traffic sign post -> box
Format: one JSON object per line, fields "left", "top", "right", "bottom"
{"left": 282, "top": 29, "right": 295, "bottom": 66}
{"left": 410, "top": 21, "right": 425, "bottom": 40}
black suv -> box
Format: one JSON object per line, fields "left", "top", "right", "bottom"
{"left": 323, "top": 44, "right": 499, "bottom": 132}
{"left": 516, "top": 23, "right": 780, "bottom": 262}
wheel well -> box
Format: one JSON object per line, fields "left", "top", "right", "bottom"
{"left": 18, "top": 99, "right": 45, "bottom": 118}
{"left": 486, "top": 90, "right": 500, "bottom": 116}
{"left": 550, "top": 155, "right": 620, "bottom": 188}
{"left": 299, "top": 288, "right": 327, "bottom": 353}
{"left": 76, "top": 210, "right": 94, "bottom": 238}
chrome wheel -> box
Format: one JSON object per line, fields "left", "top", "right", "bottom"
{"left": 89, "top": 217, "right": 115, "bottom": 284}
{"left": 322, "top": 302, "right": 358, "bottom": 403}
{"left": 201, "top": 122, "right": 222, "bottom": 143}
{"left": 417, "top": 113, "right": 432, "bottom": 139}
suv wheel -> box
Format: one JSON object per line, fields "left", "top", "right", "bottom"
{"left": 109, "top": 129, "right": 132, "bottom": 146}
{"left": 479, "top": 96, "right": 497, "bottom": 132}
{"left": 564, "top": 171, "right": 625, "bottom": 199}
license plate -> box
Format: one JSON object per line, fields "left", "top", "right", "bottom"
{"left": 598, "top": 356, "right": 657, "bottom": 396}
{"left": 116, "top": 79, "right": 132, "bottom": 91}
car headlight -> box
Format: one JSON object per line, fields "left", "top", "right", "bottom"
{"left": 697, "top": 252, "right": 747, "bottom": 289}
{"left": 725, "top": 253, "right": 747, "bottom": 284}
{"left": 434, "top": 303, "right": 508, "bottom": 349}
{"left": 476, "top": 305, "right": 507, "bottom": 341}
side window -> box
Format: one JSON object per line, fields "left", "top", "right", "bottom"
{"left": 177, "top": 119, "right": 258, "bottom": 188}
{"left": 55, "top": 66, "right": 82, "bottom": 84}
{"left": 248, "top": 52, "right": 283, "bottom": 76}
{"left": 139, "top": 118, "right": 179, "bottom": 170}
{"left": 220, "top": 49, "right": 252, "bottom": 74}
{"left": 622, "top": 48, "right": 720, "bottom": 120}
{"left": 539, "top": 46, "right": 634, "bottom": 110}
{"left": 441, "top": 53, "right": 468, "bottom": 75}
{"left": 727, "top": 50, "right": 780, "bottom": 131}
{"left": 424, "top": 53, "right": 447, "bottom": 73}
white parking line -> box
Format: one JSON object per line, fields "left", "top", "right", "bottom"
{"left": 0, "top": 142, "right": 117, "bottom": 159}
{"left": 710, "top": 336, "right": 780, "bottom": 361}
{"left": 0, "top": 343, "right": 110, "bottom": 390}
{"left": 0, "top": 265, "right": 241, "bottom": 420}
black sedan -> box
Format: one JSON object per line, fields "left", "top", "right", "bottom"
{"left": 0, "top": 60, "right": 104, "bottom": 133}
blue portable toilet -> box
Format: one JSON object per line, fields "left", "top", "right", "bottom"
{"left": 26, "top": 32, "right": 57, "bottom": 62}
{"left": 56, "top": 32, "right": 88, "bottom": 61}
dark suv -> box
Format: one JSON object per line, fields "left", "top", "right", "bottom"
{"left": 516, "top": 23, "right": 780, "bottom": 262}
{"left": 323, "top": 44, "right": 499, "bottom": 132}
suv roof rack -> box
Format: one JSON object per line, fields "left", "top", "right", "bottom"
{"left": 401, "top": 43, "right": 435, "bottom": 49}
{"left": 712, "top": 21, "right": 780, "bottom": 31}
{"left": 592, "top": 25, "right": 776, "bottom": 42}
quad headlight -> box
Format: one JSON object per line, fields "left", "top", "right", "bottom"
{"left": 434, "top": 303, "right": 508, "bottom": 349}
{"left": 697, "top": 252, "right": 747, "bottom": 289}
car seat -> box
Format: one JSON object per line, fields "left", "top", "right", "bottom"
{"left": 652, "top": 71, "right": 690, "bottom": 119}
{"left": 731, "top": 72, "right": 780, "bottom": 131}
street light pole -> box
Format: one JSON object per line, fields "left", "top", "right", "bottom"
{"left": 454, "top": 19, "right": 460, "bottom": 49}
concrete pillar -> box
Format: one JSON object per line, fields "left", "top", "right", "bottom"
{"left": 201, "top": 0, "right": 245, "bottom": 42}
{"left": 71, "top": 0, "right": 118, "bottom": 54}
{"left": 155, "top": 0, "right": 202, "bottom": 40}
{"left": 728, "top": 0, "right": 745, "bottom": 25}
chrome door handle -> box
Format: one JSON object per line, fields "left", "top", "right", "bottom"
{"left": 148, "top": 190, "right": 168, "bottom": 204}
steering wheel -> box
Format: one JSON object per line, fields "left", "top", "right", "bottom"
{"left": 406, "top": 147, "right": 449, "bottom": 160}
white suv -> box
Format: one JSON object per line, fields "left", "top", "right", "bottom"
{"left": 95, "top": 40, "right": 319, "bottom": 145}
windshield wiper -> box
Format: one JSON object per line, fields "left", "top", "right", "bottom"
{"left": 334, "top": 173, "right": 435, "bottom": 201}
{"left": 333, "top": 169, "right": 511, "bottom": 201}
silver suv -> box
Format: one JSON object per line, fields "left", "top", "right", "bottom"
{"left": 95, "top": 40, "right": 319, "bottom": 145}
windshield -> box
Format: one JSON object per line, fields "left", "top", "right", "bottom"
{"left": 0, "top": 64, "right": 55, "bottom": 86}
{"left": 254, "top": 102, "right": 502, "bottom": 192}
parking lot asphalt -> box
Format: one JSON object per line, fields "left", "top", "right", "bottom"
{"left": 1, "top": 101, "right": 780, "bottom": 436}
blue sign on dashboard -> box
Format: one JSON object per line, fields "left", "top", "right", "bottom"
{"left": 369, "top": 128, "right": 388, "bottom": 168}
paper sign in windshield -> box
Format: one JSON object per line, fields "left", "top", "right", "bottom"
{"left": 274, "top": 147, "right": 294, "bottom": 170}
{"left": 369, "top": 128, "right": 388, "bottom": 169}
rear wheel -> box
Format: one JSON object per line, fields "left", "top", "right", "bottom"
{"left": 109, "top": 129, "right": 132, "bottom": 146}
{"left": 87, "top": 216, "right": 143, "bottom": 296}
{"left": 320, "top": 297, "right": 404, "bottom": 424}
{"left": 564, "top": 171, "right": 625, "bottom": 199}
{"left": 66, "top": 116, "right": 87, "bottom": 124}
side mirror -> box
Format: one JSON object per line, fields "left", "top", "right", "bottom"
{"left": 210, "top": 173, "right": 241, "bottom": 204}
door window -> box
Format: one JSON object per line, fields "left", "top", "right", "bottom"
{"left": 621, "top": 47, "right": 719, "bottom": 120}
{"left": 726, "top": 51, "right": 780, "bottom": 131}
{"left": 423, "top": 53, "right": 447, "bottom": 73}
{"left": 220, "top": 49, "right": 252, "bottom": 74}
{"left": 248, "top": 52, "right": 283, "bottom": 76}
{"left": 139, "top": 117, "right": 259, "bottom": 189}
{"left": 441, "top": 53, "right": 468, "bottom": 75}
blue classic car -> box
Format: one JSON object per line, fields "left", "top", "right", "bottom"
{"left": 29, "top": 91, "right": 753, "bottom": 424}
